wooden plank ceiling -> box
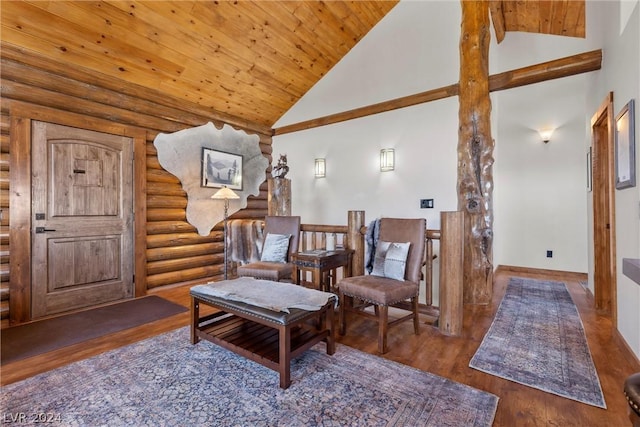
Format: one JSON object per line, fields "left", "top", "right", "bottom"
{"left": 0, "top": 1, "right": 398, "bottom": 128}
{"left": 1, "top": 1, "right": 584, "bottom": 129}
{"left": 490, "top": 0, "right": 585, "bottom": 43}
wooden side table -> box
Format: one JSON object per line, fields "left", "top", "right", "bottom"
{"left": 292, "top": 249, "right": 354, "bottom": 292}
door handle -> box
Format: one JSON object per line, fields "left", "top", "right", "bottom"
{"left": 35, "top": 227, "right": 57, "bottom": 233}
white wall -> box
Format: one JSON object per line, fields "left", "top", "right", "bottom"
{"left": 273, "top": 0, "right": 640, "bottom": 356}
{"left": 492, "top": 75, "right": 591, "bottom": 273}
{"left": 586, "top": 0, "right": 640, "bottom": 357}
{"left": 274, "top": 97, "right": 459, "bottom": 228}
{"left": 274, "top": 1, "right": 464, "bottom": 304}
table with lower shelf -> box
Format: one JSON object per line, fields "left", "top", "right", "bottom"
{"left": 291, "top": 249, "right": 354, "bottom": 292}
{"left": 190, "top": 279, "right": 336, "bottom": 389}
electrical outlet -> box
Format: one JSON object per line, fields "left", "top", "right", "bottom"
{"left": 546, "top": 250, "right": 553, "bottom": 258}
{"left": 420, "top": 199, "right": 434, "bottom": 209}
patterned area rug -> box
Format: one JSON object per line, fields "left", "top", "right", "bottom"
{"left": 2, "top": 327, "right": 498, "bottom": 426}
{"left": 469, "top": 277, "right": 606, "bottom": 408}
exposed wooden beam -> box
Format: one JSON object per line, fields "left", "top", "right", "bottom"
{"left": 489, "top": 1, "right": 506, "bottom": 43}
{"left": 273, "top": 84, "right": 459, "bottom": 135}
{"left": 488, "top": 49, "right": 601, "bottom": 91}
{"left": 273, "top": 49, "right": 601, "bottom": 136}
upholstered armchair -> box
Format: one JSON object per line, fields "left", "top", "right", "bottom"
{"left": 625, "top": 373, "right": 640, "bottom": 427}
{"left": 236, "top": 215, "right": 301, "bottom": 282}
{"left": 338, "top": 217, "right": 426, "bottom": 354}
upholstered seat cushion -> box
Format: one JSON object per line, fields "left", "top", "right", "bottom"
{"left": 339, "top": 275, "right": 418, "bottom": 305}
{"left": 237, "top": 261, "right": 293, "bottom": 281}
{"left": 625, "top": 372, "right": 640, "bottom": 417}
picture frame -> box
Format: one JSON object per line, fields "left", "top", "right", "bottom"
{"left": 587, "top": 146, "right": 592, "bottom": 192}
{"left": 615, "top": 99, "right": 635, "bottom": 190}
{"left": 201, "top": 148, "right": 243, "bottom": 190}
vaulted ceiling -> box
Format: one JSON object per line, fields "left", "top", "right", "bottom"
{"left": 490, "top": 0, "right": 585, "bottom": 43}
{"left": 0, "top": 1, "right": 585, "bottom": 129}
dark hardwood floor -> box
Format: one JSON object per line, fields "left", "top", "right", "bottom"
{"left": 2, "top": 268, "right": 638, "bottom": 426}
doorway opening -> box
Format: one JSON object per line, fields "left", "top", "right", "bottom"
{"left": 590, "top": 92, "right": 617, "bottom": 325}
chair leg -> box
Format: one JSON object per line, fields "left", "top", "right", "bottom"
{"left": 378, "top": 304, "right": 389, "bottom": 354}
{"left": 412, "top": 296, "right": 420, "bottom": 335}
{"left": 339, "top": 291, "right": 346, "bottom": 335}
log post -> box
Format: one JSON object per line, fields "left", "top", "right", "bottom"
{"left": 458, "top": 1, "right": 494, "bottom": 304}
{"left": 439, "top": 211, "right": 464, "bottom": 336}
{"left": 347, "top": 210, "right": 365, "bottom": 276}
{"left": 267, "top": 178, "right": 291, "bottom": 216}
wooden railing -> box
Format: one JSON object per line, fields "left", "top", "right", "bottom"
{"left": 229, "top": 210, "right": 464, "bottom": 335}
{"left": 298, "top": 212, "right": 442, "bottom": 322}
{"left": 299, "top": 224, "right": 349, "bottom": 252}
{"left": 424, "top": 229, "right": 440, "bottom": 307}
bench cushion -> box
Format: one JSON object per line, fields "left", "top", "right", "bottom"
{"left": 191, "top": 278, "right": 337, "bottom": 324}
{"left": 192, "top": 292, "right": 331, "bottom": 326}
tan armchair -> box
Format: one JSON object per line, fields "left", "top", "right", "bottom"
{"left": 236, "top": 215, "right": 301, "bottom": 282}
{"left": 338, "top": 217, "right": 426, "bottom": 354}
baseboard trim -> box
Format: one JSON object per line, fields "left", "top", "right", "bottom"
{"left": 495, "top": 265, "right": 588, "bottom": 282}
{"left": 614, "top": 328, "right": 640, "bottom": 370}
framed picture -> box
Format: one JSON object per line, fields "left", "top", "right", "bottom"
{"left": 201, "top": 148, "right": 243, "bottom": 190}
{"left": 587, "top": 146, "right": 592, "bottom": 192}
{"left": 615, "top": 99, "right": 635, "bottom": 190}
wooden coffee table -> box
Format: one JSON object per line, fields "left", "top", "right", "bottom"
{"left": 190, "top": 280, "right": 336, "bottom": 389}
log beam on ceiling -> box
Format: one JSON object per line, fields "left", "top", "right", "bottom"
{"left": 272, "top": 49, "right": 601, "bottom": 136}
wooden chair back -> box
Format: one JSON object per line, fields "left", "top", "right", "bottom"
{"left": 378, "top": 218, "right": 426, "bottom": 284}
{"left": 264, "top": 215, "right": 301, "bottom": 260}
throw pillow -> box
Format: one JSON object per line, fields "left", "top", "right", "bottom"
{"left": 371, "top": 240, "right": 411, "bottom": 281}
{"left": 383, "top": 241, "right": 411, "bottom": 281}
{"left": 260, "top": 233, "right": 291, "bottom": 263}
{"left": 371, "top": 241, "right": 392, "bottom": 277}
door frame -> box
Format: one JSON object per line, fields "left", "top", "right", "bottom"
{"left": 8, "top": 102, "right": 147, "bottom": 324}
{"left": 590, "top": 92, "right": 617, "bottom": 325}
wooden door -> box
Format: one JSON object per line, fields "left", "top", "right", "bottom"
{"left": 590, "top": 93, "right": 617, "bottom": 323}
{"left": 31, "top": 121, "right": 134, "bottom": 318}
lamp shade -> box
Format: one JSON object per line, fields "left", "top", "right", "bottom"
{"left": 380, "top": 148, "right": 395, "bottom": 171}
{"left": 211, "top": 186, "right": 240, "bottom": 199}
{"left": 315, "top": 158, "right": 326, "bottom": 178}
{"left": 538, "top": 129, "right": 554, "bottom": 143}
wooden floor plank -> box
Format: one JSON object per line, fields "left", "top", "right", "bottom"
{"left": 1, "top": 269, "right": 638, "bottom": 426}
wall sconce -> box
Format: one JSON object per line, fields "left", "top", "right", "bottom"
{"left": 380, "top": 148, "right": 395, "bottom": 171}
{"left": 538, "top": 129, "right": 554, "bottom": 143}
{"left": 314, "top": 158, "right": 326, "bottom": 178}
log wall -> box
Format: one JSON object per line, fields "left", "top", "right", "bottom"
{"left": 1, "top": 114, "right": 9, "bottom": 326}
{"left": 1, "top": 44, "right": 272, "bottom": 326}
